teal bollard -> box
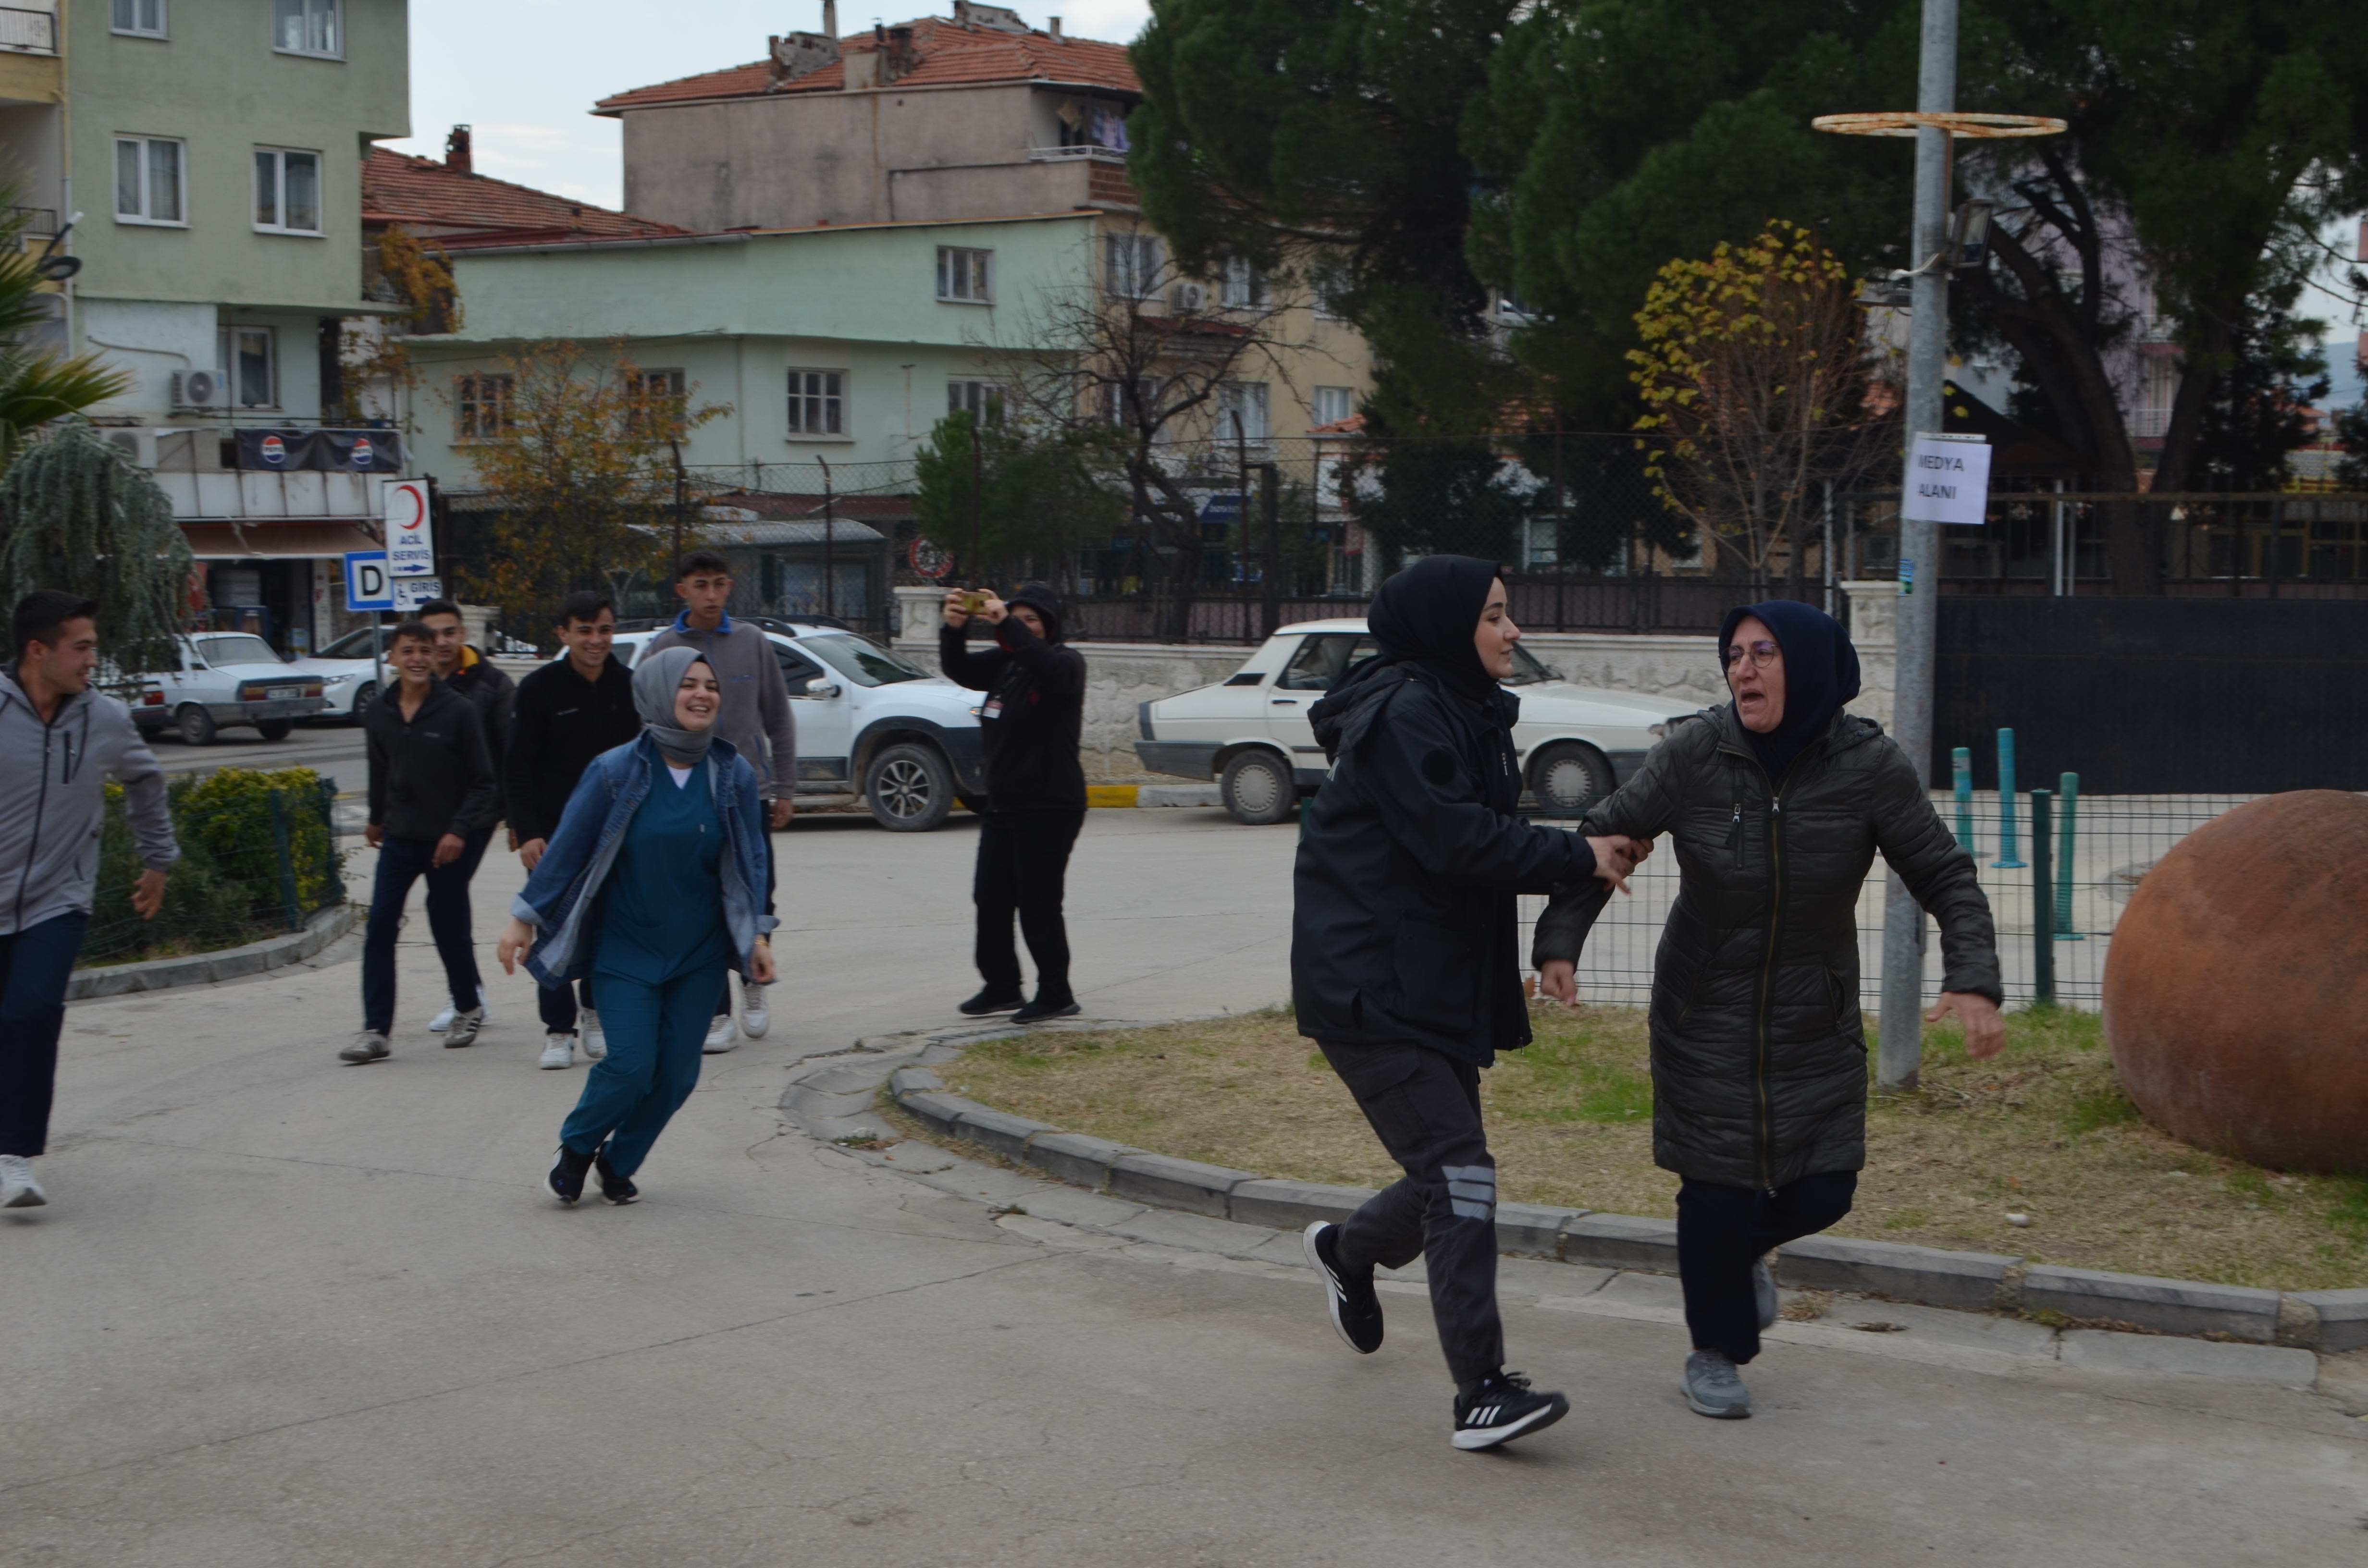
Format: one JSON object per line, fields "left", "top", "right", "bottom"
{"left": 2031, "top": 790, "right": 2054, "bottom": 1004}
{"left": 1993, "top": 728, "right": 2026, "bottom": 869}
{"left": 2055, "top": 770, "right": 2083, "bottom": 940}
{"left": 1952, "top": 747, "right": 1974, "bottom": 854}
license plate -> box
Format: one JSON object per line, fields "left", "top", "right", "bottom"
{"left": 268, "top": 686, "right": 302, "bottom": 699}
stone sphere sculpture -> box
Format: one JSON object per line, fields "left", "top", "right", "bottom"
{"left": 2102, "top": 790, "right": 2368, "bottom": 1173}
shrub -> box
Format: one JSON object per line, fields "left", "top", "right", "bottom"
{"left": 83, "top": 768, "right": 345, "bottom": 965}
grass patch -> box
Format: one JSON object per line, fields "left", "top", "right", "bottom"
{"left": 934, "top": 1003, "right": 2368, "bottom": 1292}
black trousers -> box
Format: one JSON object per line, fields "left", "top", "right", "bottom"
{"left": 973, "top": 808, "right": 1085, "bottom": 1005}
{"left": 538, "top": 975, "right": 597, "bottom": 1034}
{"left": 361, "top": 827, "right": 491, "bottom": 1036}
{"left": 0, "top": 912, "right": 90, "bottom": 1158}
{"left": 1319, "top": 1040, "right": 1504, "bottom": 1387}
{"left": 1677, "top": 1171, "right": 1858, "bottom": 1364}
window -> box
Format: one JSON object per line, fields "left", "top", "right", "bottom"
{"left": 455, "top": 372, "right": 515, "bottom": 440}
{"left": 635, "top": 368, "right": 685, "bottom": 399}
{"left": 628, "top": 368, "right": 686, "bottom": 433}
{"left": 1311, "top": 386, "right": 1355, "bottom": 428}
{"left": 786, "top": 369, "right": 845, "bottom": 437}
{"left": 253, "top": 148, "right": 321, "bottom": 234}
{"left": 1215, "top": 381, "right": 1269, "bottom": 442}
{"left": 803, "top": 633, "right": 929, "bottom": 688}
{"left": 1278, "top": 634, "right": 1378, "bottom": 692}
{"left": 1105, "top": 232, "right": 1165, "bottom": 298}
{"left": 1312, "top": 262, "right": 1350, "bottom": 320}
{"left": 948, "top": 380, "right": 1003, "bottom": 422}
{"left": 113, "top": 135, "right": 185, "bottom": 225}
{"left": 1103, "top": 376, "right": 1157, "bottom": 427}
{"left": 273, "top": 0, "right": 340, "bottom": 56}
{"left": 219, "top": 326, "right": 276, "bottom": 408}
{"left": 111, "top": 0, "right": 166, "bottom": 37}
{"left": 1221, "top": 257, "right": 1266, "bottom": 309}
{"left": 937, "top": 246, "right": 993, "bottom": 304}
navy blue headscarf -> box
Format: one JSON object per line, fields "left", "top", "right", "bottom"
{"left": 1718, "top": 600, "right": 1861, "bottom": 784}
{"left": 1364, "top": 555, "right": 1504, "bottom": 704}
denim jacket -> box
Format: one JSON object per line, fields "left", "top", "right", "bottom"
{"left": 511, "top": 732, "right": 777, "bottom": 985}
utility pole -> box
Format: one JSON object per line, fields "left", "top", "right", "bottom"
{"left": 817, "top": 452, "right": 836, "bottom": 620}
{"left": 669, "top": 438, "right": 688, "bottom": 577}
{"left": 1259, "top": 460, "right": 1281, "bottom": 639}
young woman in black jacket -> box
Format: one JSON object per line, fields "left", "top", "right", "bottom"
{"left": 1291, "top": 556, "right": 1643, "bottom": 1452}
{"left": 939, "top": 582, "right": 1089, "bottom": 1024}
{"left": 1534, "top": 600, "right": 2002, "bottom": 1420}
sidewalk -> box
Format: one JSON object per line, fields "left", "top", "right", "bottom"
{"left": 5, "top": 808, "right": 2362, "bottom": 1568}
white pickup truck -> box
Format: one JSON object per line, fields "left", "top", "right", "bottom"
{"left": 129, "top": 632, "right": 327, "bottom": 746}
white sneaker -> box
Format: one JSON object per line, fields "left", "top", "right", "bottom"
{"left": 703, "top": 1014, "right": 739, "bottom": 1054}
{"left": 538, "top": 1033, "right": 575, "bottom": 1070}
{"left": 429, "top": 1003, "right": 490, "bottom": 1033}
{"left": 0, "top": 1153, "right": 46, "bottom": 1209}
{"left": 740, "top": 980, "right": 770, "bottom": 1039}
{"left": 580, "top": 1008, "right": 605, "bottom": 1060}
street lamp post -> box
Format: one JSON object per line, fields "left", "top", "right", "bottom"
{"left": 1814, "top": 8, "right": 2063, "bottom": 1090}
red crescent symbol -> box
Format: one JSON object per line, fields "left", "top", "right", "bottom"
{"left": 394, "top": 484, "right": 425, "bottom": 531}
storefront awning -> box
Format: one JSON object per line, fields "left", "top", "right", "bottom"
{"left": 181, "top": 522, "right": 383, "bottom": 560}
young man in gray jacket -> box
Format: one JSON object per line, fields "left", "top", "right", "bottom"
{"left": 0, "top": 592, "right": 179, "bottom": 1209}
{"left": 647, "top": 550, "right": 795, "bottom": 1052}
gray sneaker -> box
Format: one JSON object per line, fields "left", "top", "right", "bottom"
{"left": 339, "top": 1030, "right": 391, "bottom": 1065}
{"left": 1684, "top": 1350, "right": 1753, "bottom": 1419}
{"left": 444, "top": 1006, "right": 486, "bottom": 1049}
{"left": 1754, "top": 1254, "right": 1778, "bottom": 1330}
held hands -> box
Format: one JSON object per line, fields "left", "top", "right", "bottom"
{"left": 941, "top": 590, "right": 1010, "bottom": 627}
{"left": 1927, "top": 992, "right": 2006, "bottom": 1061}
{"left": 1586, "top": 833, "right": 1653, "bottom": 895}
{"left": 1538, "top": 958, "right": 1577, "bottom": 1007}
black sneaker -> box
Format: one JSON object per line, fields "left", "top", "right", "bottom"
{"left": 1452, "top": 1372, "right": 1570, "bottom": 1451}
{"left": 958, "top": 989, "right": 1025, "bottom": 1017}
{"left": 546, "top": 1144, "right": 593, "bottom": 1204}
{"left": 593, "top": 1148, "right": 639, "bottom": 1206}
{"left": 1301, "top": 1220, "right": 1383, "bottom": 1353}
{"left": 1010, "top": 997, "right": 1081, "bottom": 1024}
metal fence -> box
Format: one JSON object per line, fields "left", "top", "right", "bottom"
{"left": 1517, "top": 791, "right": 2251, "bottom": 1013}
{"left": 82, "top": 771, "right": 345, "bottom": 967}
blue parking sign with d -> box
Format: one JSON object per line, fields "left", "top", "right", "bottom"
{"left": 344, "top": 551, "right": 393, "bottom": 611}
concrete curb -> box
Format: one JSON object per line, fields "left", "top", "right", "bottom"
{"left": 65, "top": 901, "right": 360, "bottom": 1001}
{"left": 1083, "top": 784, "right": 1224, "bottom": 809}
{"left": 869, "top": 1037, "right": 2368, "bottom": 1354}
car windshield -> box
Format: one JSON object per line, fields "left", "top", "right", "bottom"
{"left": 318, "top": 627, "right": 385, "bottom": 659}
{"left": 1500, "top": 644, "right": 1556, "bottom": 687}
{"left": 799, "top": 634, "right": 929, "bottom": 688}
{"left": 197, "top": 634, "right": 280, "bottom": 667}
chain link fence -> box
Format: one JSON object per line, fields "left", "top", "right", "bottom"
{"left": 1515, "top": 791, "right": 2251, "bottom": 1013}
{"left": 83, "top": 768, "right": 345, "bottom": 967}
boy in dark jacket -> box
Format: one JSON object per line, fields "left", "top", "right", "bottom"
{"left": 418, "top": 598, "right": 514, "bottom": 1036}
{"left": 506, "top": 590, "right": 641, "bottom": 1069}
{"left": 938, "top": 582, "right": 1087, "bottom": 1023}
{"left": 343, "top": 620, "right": 499, "bottom": 1064}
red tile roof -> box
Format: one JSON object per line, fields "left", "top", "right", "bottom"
{"left": 594, "top": 16, "right": 1139, "bottom": 115}
{"left": 362, "top": 148, "right": 684, "bottom": 242}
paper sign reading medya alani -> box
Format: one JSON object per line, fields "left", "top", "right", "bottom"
{"left": 1902, "top": 433, "right": 1993, "bottom": 527}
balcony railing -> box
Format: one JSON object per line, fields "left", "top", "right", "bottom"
{"left": 1027, "top": 143, "right": 1127, "bottom": 163}
{"left": 0, "top": 7, "right": 56, "bottom": 53}
{"left": 12, "top": 205, "right": 55, "bottom": 237}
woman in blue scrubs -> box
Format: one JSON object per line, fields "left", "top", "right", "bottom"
{"left": 498, "top": 646, "right": 777, "bottom": 1203}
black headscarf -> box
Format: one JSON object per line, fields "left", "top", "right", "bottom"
{"left": 1361, "top": 555, "right": 1504, "bottom": 704}
{"left": 1005, "top": 581, "right": 1066, "bottom": 644}
{"left": 1718, "top": 599, "right": 1861, "bottom": 784}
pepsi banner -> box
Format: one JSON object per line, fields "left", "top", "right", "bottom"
{"left": 234, "top": 429, "right": 407, "bottom": 473}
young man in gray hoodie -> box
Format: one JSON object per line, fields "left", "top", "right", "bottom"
{"left": 0, "top": 592, "right": 179, "bottom": 1209}
{"left": 647, "top": 550, "right": 795, "bottom": 1052}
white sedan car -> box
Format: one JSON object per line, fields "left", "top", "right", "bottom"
{"left": 1137, "top": 618, "right": 1696, "bottom": 824}
{"left": 282, "top": 624, "right": 394, "bottom": 722}
{"left": 128, "top": 633, "right": 328, "bottom": 746}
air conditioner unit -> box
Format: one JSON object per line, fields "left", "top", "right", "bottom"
{"left": 1172, "top": 282, "right": 1209, "bottom": 313}
{"left": 101, "top": 428, "right": 159, "bottom": 469}
{"left": 171, "top": 368, "right": 231, "bottom": 412}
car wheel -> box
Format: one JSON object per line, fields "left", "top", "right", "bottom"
{"left": 349, "top": 681, "right": 377, "bottom": 719}
{"left": 865, "top": 743, "right": 954, "bottom": 832}
{"left": 176, "top": 703, "right": 218, "bottom": 747}
{"left": 1527, "top": 742, "right": 1610, "bottom": 816}
{"left": 256, "top": 718, "right": 294, "bottom": 742}
{"left": 1219, "top": 749, "right": 1295, "bottom": 825}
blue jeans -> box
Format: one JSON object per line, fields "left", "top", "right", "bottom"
{"left": 0, "top": 912, "right": 92, "bottom": 1157}
{"left": 361, "top": 831, "right": 489, "bottom": 1036}
{"left": 559, "top": 961, "right": 723, "bottom": 1176}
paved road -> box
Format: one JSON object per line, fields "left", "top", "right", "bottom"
{"left": 151, "top": 718, "right": 369, "bottom": 793}
{"left": 5, "top": 809, "right": 2364, "bottom": 1567}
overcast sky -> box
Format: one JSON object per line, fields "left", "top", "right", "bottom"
{"left": 382, "top": 0, "right": 1156, "bottom": 212}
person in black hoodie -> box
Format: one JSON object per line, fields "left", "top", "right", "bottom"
{"left": 938, "top": 582, "right": 1088, "bottom": 1024}
{"left": 506, "top": 590, "right": 642, "bottom": 1070}
{"left": 341, "top": 620, "right": 500, "bottom": 1065}
{"left": 1291, "top": 556, "right": 1645, "bottom": 1454}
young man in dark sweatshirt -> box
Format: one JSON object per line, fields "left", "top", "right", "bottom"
{"left": 418, "top": 597, "right": 515, "bottom": 1035}
{"left": 938, "top": 581, "right": 1088, "bottom": 1023}
{"left": 342, "top": 620, "right": 499, "bottom": 1065}
{"left": 506, "top": 590, "right": 641, "bottom": 1070}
